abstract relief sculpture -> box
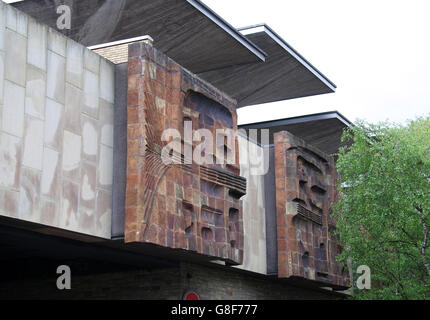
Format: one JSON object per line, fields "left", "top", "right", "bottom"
{"left": 274, "top": 131, "right": 349, "bottom": 288}
{"left": 125, "top": 41, "right": 246, "bottom": 264}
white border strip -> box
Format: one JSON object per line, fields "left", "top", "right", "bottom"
{"left": 87, "top": 35, "right": 154, "bottom": 50}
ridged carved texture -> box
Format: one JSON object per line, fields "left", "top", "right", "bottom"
{"left": 274, "top": 131, "right": 349, "bottom": 289}
{"left": 125, "top": 41, "right": 246, "bottom": 265}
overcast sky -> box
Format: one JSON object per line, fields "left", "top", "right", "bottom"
{"left": 202, "top": 0, "right": 430, "bottom": 125}
{"left": 5, "top": 0, "right": 430, "bottom": 125}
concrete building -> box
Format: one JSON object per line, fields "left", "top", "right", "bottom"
{"left": 0, "top": 0, "right": 350, "bottom": 299}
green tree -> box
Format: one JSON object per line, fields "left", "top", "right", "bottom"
{"left": 333, "top": 116, "right": 430, "bottom": 300}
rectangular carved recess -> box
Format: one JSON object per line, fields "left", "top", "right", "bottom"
{"left": 274, "top": 131, "right": 349, "bottom": 288}
{"left": 124, "top": 41, "right": 246, "bottom": 265}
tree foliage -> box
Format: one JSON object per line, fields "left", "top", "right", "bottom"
{"left": 333, "top": 116, "right": 430, "bottom": 300}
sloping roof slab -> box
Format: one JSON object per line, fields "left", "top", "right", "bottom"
{"left": 199, "top": 24, "right": 336, "bottom": 107}
{"left": 13, "top": 0, "right": 266, "bottom": 73}
{"left": 14, "top": 2, "right": 336, "bottom": 107}
{"left": 239, "top": 111, "right": 351, "bottom": 155}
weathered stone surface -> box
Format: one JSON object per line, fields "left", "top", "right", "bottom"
{"left": 0, "top": 4, "right": 114, "bottom": 240}
{"left": 274, "top": 131, "right": 349, "bottom": 288}
{"left": 27, "top": 18, "right": 47, "bottom": 70}
{"left": 0, "top": 52, "right": 4, "bottom": 104}
{"left": 100, "top": 59, "right": 114, "bottom": 103}
{"left": 66, "top": 39, "right": 84, "bottom": 88}
{"left": 25, "top": 65, "right": 46, "bottom": 120}
{"left": 41, "top": 147, "right": 61, "bottom": 201}
{"left": 3, "top": 80, "right": 25, "bottom": 138}
{"left": 40, "top": 199, "right": 58, "bottom": 226}
{"left": 99, "top": 99, "right": 114, "bottom": 147}
{"left": 81, "top": 115, "right": 98, "bottom": 163}
{"left": 47, "top": 28, "right": 66, "bottom": 57}
{"left": 83, "top": 69, "right": 99, "bottom": 118}
{"left": 22, "top": 116, "right": 44, "bottom": 170}
{"left": 96, "top": 190, "right": 112, "bottom": 238}
{"left": 98, "top": 144, "right": 113, "bottom": 189}
{"left": 65, "top": 83, "right": 83, "bottom": 134}
{"left": 5, "top": 29, "right": 27, "bottom": 86}
{"left": 16, "top": 9, "right": 27, "bottom": 36}
{"left": 60, "top": 179, "right": 80, "bottom": 231}
{"left": 237, "top": 136, "right": 267, "bottom": 274}
{"left": 46, "top": 50, "right": 66, "bottom": 104}
{"left": 80, "top": 161, "right": 97, "bottom": 210}
{"left": 0, "top": 132, "right": 21, "bottom": 189}
{"left": 44, "top": 98, "right": 64, "bottom": 151}
{"left": 62, "top": 130, "right": 82, "bottom": 182}
{"left": 124, "top": 42, "right": 245, "bottom": 265}
{"left": 19, "top": 166, "right": 41, "bottom": 222}
{"left": 0, "top": 189, "right": 19, "bottom": 218}
{"left": 6, "top": 5, "right": 17, "bottom": 32}
{"left": 0, "top": 3, "right": 5, "bottom": 51}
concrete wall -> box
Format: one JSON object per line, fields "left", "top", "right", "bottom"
{"left": 0, "top": 3, "right": 115, "bottom": 238}
{"left": 237, "top": 136, "right": 267, "bottom": 274}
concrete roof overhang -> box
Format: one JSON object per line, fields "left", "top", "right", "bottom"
{"left": 239, "top": 111, "right": 351, "bottom": 155}
{"left": 199, "top": 24, "right": 337, "bottom": 107}
{"left": 13, "top": 0, "right": 336, "bottom": 107}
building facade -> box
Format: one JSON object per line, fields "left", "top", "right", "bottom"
{"left": 0, "top": 0, "right": 349, "bottom": 299}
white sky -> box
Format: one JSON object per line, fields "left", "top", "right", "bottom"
{"left": 202, "top": 0, "right": 430, "bottom": 125}
{"left": 5, "top": 0, "right": 430, "bottom": 125}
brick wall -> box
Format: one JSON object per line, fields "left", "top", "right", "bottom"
{"left": 0, "top": 261, "right": 342, "bottom": 300}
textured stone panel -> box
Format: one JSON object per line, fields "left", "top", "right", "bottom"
{"left": 0, "top": 189, "right": 19, "bottom": 218}
{"left": 40, "top": 199, "right": 58, "bottom": 226}
{"left": 16, "top": 9, "right": 27, "bottom": 36}
{"left": 100, "top": 58, "right": 115, "bottom": 103}
{"left": 0, "top": 132, "right": 21, "bottom": 189}
{"left": 0, "top": 51, "right": 4, "bottom": 104}
{"left": 62, "top": 130, "right": 82, "bottom": 182}
{"left": 83, "top": 69, "right": 99, "bottom": 118}
{"left": 80, "top": 161, "right": 97, "bottom": 210}
{"left": 46, "top": 50, "right": 65, "bottom": 104}
{"left": 0, "top": 3, "right": 5, "bottom": 51}
{"left": 47, "top": 28, "right": 66, "bottom": 57}
{"left": 66, "top": 39, "right": 84, "bottom": 88}
{"left": 78, "top": 206, "right": 96, "bottom": 235}
{"left": 0, "top": 4, "right": 114, "bottom": 240}
{"left": 96, "top": 190, "right": 112, "bottom": 238}
{"left": 274, "top": 131, "right": 349, "bottom": 288}
{"left": 44, "top": 98, "right": 64, "bottom": 151}
{"left": 237, "top": 136, "right": 267, "bottom": 275}
{"left": 6, "top": 5, "right": 17, "bottom": 31}
{"left": 4, "top": 29, "right": 27, "bottom": 86}
{"left": 22, "top": 116, "right": 44, "bottom": 170}
{"left": 81, "top": 115, "right": 99, "bottom": 163}
{"left": 27, "top": 18, "right": 47, "bottom": 70}
{"left": 60, "top": 179, "right": 80, "bottom": 231}
{"left": 25, "top": 64, "right": 46, "bottom": 120}
{"left": 99, "top": 99, "right": 114, "bottom": 147}
{"left": 64, "top": 83, "right": 82, "bottom": 134}
{"left": 41, "top": 147, "right": 61, "bottom": 201}
{"left": 3, "top": 80, "right": 25, "bottom": 138}
{"left": 84, "top": 49, "right": 100, "bottom": 74}
{"left": 124, "top": 42, "right": 245, "bottom": 265}
{"left": 18, "top": 166, "right": 41, "bottom": 222}
{"left": 98, "top": 144, "right": 113, "bottom": 189}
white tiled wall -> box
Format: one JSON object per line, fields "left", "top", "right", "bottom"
{"left": 0, "top": 3, "right": 114, "bottom": 239}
